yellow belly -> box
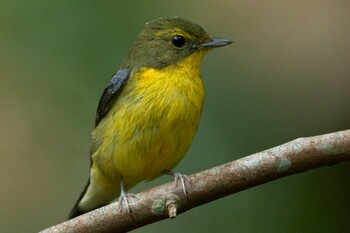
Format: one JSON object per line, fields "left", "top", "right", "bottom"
{"left": 91, "top": 52, "right": 205, "bottom": 190}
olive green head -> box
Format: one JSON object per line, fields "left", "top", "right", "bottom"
{"left": 122, "top": 17, "right": 232, "bottom": 69}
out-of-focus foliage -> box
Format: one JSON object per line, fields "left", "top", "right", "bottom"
{"left": 0, "top": 1, "right": 349, "bottom": 232}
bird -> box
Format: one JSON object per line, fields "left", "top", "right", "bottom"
{"left": 68, "top": 16, "right": 232, "bottom": 219}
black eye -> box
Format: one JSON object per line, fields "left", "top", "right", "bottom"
{"left": 171, "top": 35, "right": 186, "bottom": 48}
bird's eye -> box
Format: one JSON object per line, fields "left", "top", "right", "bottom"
{"left": 171, "top": 35, "right": 186, "bottom": 48}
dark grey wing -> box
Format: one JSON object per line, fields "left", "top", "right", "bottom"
{"left": 95, "top": 68, "right": 131, "bottom": 127}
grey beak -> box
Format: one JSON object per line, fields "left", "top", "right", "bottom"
{"left": 199, "top": 37, "right": 233, "bottom": 48}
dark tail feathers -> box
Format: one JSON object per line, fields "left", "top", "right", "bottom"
{"left": 67, "top": 178, "right": 90, "bottom": 219}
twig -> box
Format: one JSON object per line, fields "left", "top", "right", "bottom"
{"left": 41, "top": 129, "right": 350, "bottom": 233}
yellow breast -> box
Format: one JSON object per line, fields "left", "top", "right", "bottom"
{"left": 92, "top": 51, "right": 205, "bottom": 189}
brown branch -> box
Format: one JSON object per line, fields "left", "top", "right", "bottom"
{"left": 41, "top": 129, "right": 350, "bottom": 233}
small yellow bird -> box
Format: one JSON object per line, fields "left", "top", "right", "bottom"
{"left": 68, "top": 16, "right": 232, "bottom": 219}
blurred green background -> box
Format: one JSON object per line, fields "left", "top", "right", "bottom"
{"left": 1, "top": 1, "right": 349, "bottom": 232}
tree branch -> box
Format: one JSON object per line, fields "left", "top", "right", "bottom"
{"left": 41, "top": 129, "right": 350, "bottom": 233}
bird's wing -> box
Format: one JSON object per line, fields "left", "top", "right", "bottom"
{"left": 95, "top": 68, "right": 131, "bottom": 127}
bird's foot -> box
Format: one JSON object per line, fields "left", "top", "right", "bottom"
{"left": 118, "top": 190, "right": 133, "bottom": 213}
{"left": 118, "top": 178, "right": 135, "bottom": 213}
{"left": 163, "top": 170, "right": 190, "bottom": 195}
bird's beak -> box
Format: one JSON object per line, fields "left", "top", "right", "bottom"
{"left": 199, "top": 37, "right": 233, "bottom": 48}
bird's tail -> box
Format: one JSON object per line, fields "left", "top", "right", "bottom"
{"left": 67, "top": 179, "right": 91, "bottom": 219}
{"left": 67, "top": 170, "right": 121, "bottom": 220}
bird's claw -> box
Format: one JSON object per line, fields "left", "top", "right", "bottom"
{"left": 173, "top": 172, "right": 189, "bottom": 195}
{"left": 118, "top": 191, "right": 132, "bottom": 213}
{"left": 163, "top": 170, "right": 190, "bottom": 195}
